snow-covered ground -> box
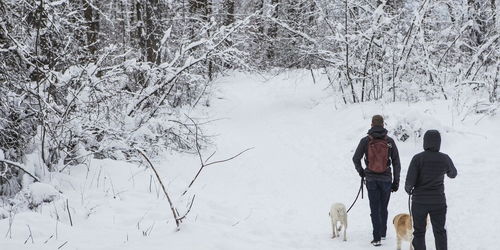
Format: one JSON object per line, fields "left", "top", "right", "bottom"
{"left": 1, "top": 71, "right": 499, "bottom": 250}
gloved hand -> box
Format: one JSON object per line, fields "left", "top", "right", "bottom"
{"left": 358, "top": 170, "right": 365, "bottom": 178}
{"left": 391, "top": 181, "right": 399, "bottom": 192}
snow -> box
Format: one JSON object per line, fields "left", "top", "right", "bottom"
{"left": 1, "top": 71, "right": 499, "bottom": 249}
{"left": 25, "top": 183, "right": 60, "bottom": 206}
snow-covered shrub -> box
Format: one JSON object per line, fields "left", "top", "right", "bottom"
{"left": 392, "top": 122, "right": 423, "bottom": 142}
{"left": 0, "top": 93, "right": 38, "bottom": 162}
{"left": 388, "top": 112, "right": 442, "bottom": 142}
{"left": 451, "top": 85, "right": 500, "bottom": 122}
{"left": 472, "top": 100, "right": 499, "bottom": 115}
{"left": 0, "top": 0, "right": 253, "bottom": 208}
{"left": 6, "top": 182, "right": 62, "bottom": 210}
{"left": 23, "top": 183, "right": 60, "bottom": 209}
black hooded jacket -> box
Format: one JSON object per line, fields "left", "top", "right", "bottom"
{"left": 352, "top": 126, "right": 401, "bottom": 183}
{"left": 405, "top": 130, "right": 457, "bottom": 204}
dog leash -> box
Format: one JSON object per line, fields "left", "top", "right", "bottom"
{"left": 346, "top": 177, "right": 365, "bottom": 213}
{"left": 408, "top": 193, "right": 413, "bottom": 218}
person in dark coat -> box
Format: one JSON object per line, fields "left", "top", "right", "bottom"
{"left": 353, "top": 115, "right": 401, "bottom": 246}
{"left": 405, "top": 130, "right": 457, "bottom": 250}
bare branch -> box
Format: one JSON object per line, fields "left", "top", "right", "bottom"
{"left": 182, "top": 116, "right": 253, "bottom": 196}
{"left": 204, "top": 148, "right": 254, "bottom": 167}
{"left": 136, "top": 149, "right": 180, "bottom": 230}
{"left": 177, "top": 195, "right": 196, "bottom": 222}
{"left": 0, "top": 159, "right": 40, "bottom": 182}
{"left": 66, "top": 199, "right": 73, "bottom": 227}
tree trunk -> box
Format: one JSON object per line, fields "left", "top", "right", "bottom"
{"left": 493, "top": 64, "right": 499, "bottom": 102}
{"left": 468, "top": 0, "right": 487, "bottom": 46}
{"left": 345, "top": 0, "right": 356, "bottom": 103}
{"left": 189, "top": 0, "right": 213, "bottom": 79}
{"left": 83, "top": 0, "right": 99, "bottom": 56}
{"left": 256, "top": 0, "right": 264, "bottom": 34}
{"left": 121, "top": 0, "right": 131, "bottom": 51}
{"left": 492, "top": 0, "right": 497, "bottom": 31}
{"left": 267, "top": 0, "right": 279, "bottom": 60}
{"left": 145, "top": 0, "right": 161, "bottom": 64}
{"left": 223, "top": 0, "right": 235, "bottom": 26}
{"left": 135, "top": 0, "right": 146, "bottom": 61}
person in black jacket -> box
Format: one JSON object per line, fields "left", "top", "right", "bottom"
{"left": 353, "top": 115, "right": 401, "bottom": 247}
{"left": 405, "top": 130, "right": 457, "bottom": 250}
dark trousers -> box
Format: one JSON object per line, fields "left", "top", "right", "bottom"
{"left": 366, "top": 180, "right": 391, "bottom": 241}
{"left": 411, "top": 202, "right": 448, "bottom": 250}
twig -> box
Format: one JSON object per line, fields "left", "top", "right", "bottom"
{"left": 177, "top": 195, "right": 196, "bottom": 222}
{"left": 193, "top": 82, "right": 210, "bottom": 108}
{"left": 5, "top": 210, "right": 13, "bottom": 239}
{"left": 205, "top": 151, "right": 217, "bottom": 163}
{"left": 310, "top": 68, "right": 316, "bottom": 84}
{"left": 24, "top": 224, "right": 34, "bottom": 244}
{"left": 137, "top": 149, "right": 180, "bottom": 230}
{"left": 0, "top": 159, "right": 40, "bottom": 182}
{"left": 143, "top": 222, "right": 156, "bottom": 236}
{"left": 43, "top": 235, "right": 54, "bottom": 244}
{"left": 324, "top": 66, "right": 347, "bottom": 104}
{"left": 182, "top": 116, "right": 253, "bottom": 196}
{"left": 203, "top": 148, "right": 253, "bottom": 168}
{"left": 66, "top": 199, "right": 73, "bottom": 227}
{"left": 149, "top": 175, "right": 153, "bottom": 193}
{"left": 231, "top": 209, "right": 253, "bottom": 227}
{"left": 58, "top": 241, "right": 68, "bottom": 249}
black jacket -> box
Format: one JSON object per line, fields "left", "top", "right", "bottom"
{"left": 352, "top": 126, "right": 401, "bottom": 183}
{"left": 405, "top": 130, "right": 457, "bottom": 204}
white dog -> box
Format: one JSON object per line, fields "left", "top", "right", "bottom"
{"left": 329, "top": 203, "right": 347, "bottom": 241}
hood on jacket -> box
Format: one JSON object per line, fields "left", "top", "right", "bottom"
{"left": 423, "top": 130, "right": 441, "bottom": 152}
{"left": 368, "top": 126, "right": 388, "bottom": 139}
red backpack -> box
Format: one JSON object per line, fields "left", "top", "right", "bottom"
{"left": 367, "top": 135, "right": 389, "bottom": 173}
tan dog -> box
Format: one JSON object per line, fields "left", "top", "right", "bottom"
{"left": 329, "top": 203, "right": 347, "bottom": 241}
{"left": 393, "top": 213, "right": 413, "bottom": 250}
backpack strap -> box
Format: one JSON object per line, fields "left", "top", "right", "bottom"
{"left": 365, "top": 135, "right": 373, "bottom": 161}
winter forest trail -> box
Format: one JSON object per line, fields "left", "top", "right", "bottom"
{"left": 1, "top": 71, "right": 499, "bottom": 250}
{"left": 197, "top": 71, "right": 500, "bottom": 250}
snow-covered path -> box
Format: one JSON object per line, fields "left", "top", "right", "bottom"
{"left": 191, "top": 72, "right": 500, "bottom": 250}
{"left": 1, "top": 71, "right": 499, "bottom": 250}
